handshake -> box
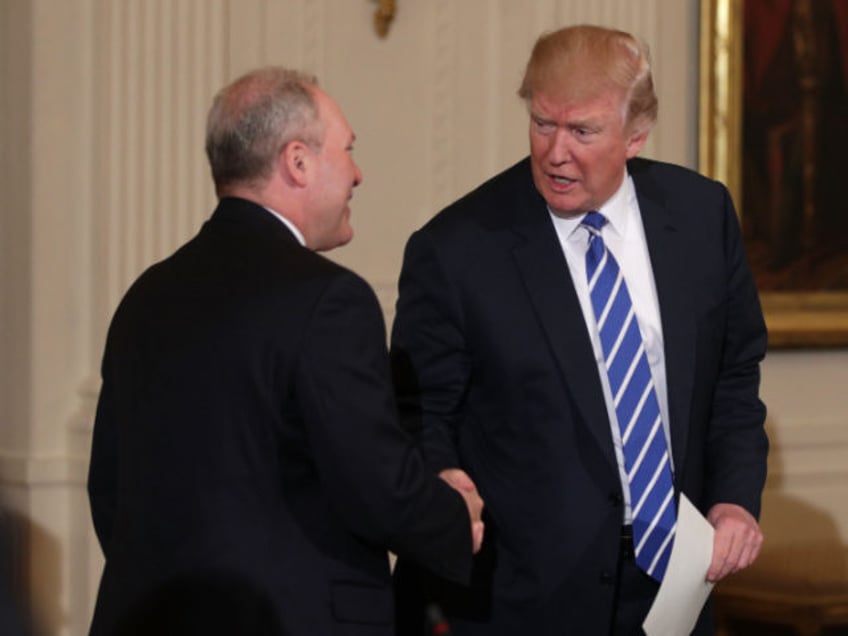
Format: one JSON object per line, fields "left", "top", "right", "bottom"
{"left": 439, "top": 468, "right": 485, "bottom": 553}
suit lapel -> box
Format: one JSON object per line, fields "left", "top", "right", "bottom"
{"left": 509, "top": 173, "right": 618, "bottom": 472}
{"left": 631, "top": 163, "right": 696, "bottom": 480}
{"left": 505, "top": 159, "right": 697, "bottom": 484}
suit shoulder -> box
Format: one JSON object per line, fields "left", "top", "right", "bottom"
{"left": 278, "top": 249, "right": 383, "bottom": 318}
{"left": 114, "top": 231, "right": 377, "bottom": 324}
{"left": 425, "top": 158, "right": 535, "bottom": 229}
{"left": 419, "top": 158, "right": 545, "bottom": 248}
{"left": 628, "top": 157, "right": 727, "bottom": 195}
{"left": 313, "top": 255, "right": 380, "bottom": 302}
{"left": 628, "top": 157, "right": 736, "bottom": 221}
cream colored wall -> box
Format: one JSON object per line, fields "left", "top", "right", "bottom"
{"left": 0, "top": 1, "right": 845, "bottom": 634}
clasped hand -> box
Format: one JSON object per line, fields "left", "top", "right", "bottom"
{"left": 439, "top": 468, "right": 485, "bottom": 553}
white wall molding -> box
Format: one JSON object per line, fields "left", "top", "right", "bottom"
{"left": 300, "top": 0, "right": 325, "bottom": 77}
{"left": 0, "top": 453, "right": 88, "bottom": 488}
{"left": 428, "top": 0, "right": 457, "bottom": 218}
{"left": 765, "top": 421, "right": 848, "bottom": 489}
{"left": 91, "top": 0, "right": 225, "bottom": 328}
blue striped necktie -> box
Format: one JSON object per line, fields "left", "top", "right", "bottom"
{"left": 582, "top": 211, "right": 676, "bottom": 581}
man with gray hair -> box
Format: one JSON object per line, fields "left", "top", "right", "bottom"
{"left": 88, "top": 66, "right": 483, "bottom": 636}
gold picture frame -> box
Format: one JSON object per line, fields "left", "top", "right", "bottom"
{"left": 699, "top": 0, "right": 848, "bottom": 347}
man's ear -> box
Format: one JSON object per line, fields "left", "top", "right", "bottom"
{"left": 280, "top": 140, "right": 311, "bottom": 187}
{"left": 625, "top": 125, "right": 650, "bottom": 159}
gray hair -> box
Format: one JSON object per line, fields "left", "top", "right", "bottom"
{"left": 205, "top": 67, "right": 322, "bottom": 193}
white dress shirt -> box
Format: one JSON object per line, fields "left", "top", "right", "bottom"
{"left": 264, "top": 206, "right": 306, "bottom": 247}
{"left": 548, "top": 173, "right": 671, "bottom": 524}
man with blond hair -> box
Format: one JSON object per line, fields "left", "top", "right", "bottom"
{"left": 392, "top": 25, "right": 768, "bottom": 634}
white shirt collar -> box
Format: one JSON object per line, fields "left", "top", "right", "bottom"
{"left": 262, "top": 206, "right": 306, "bottom": 247}
{"left": 553, "top": 172, "right": 636, "bottom": 242}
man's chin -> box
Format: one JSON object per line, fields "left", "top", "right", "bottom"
{"left": 543, "top": 194, "right": 587, "bottom": 218}
{"left": 316, "top": 229, "right": 354, "bottom": 252}
{"left": 534, "top": 183, "right": 586, "bottom": 217}
{"left": 338, "top": 226, "right": 354, "bottom": 247}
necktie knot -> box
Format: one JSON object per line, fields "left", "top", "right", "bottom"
{"left": 581, "top": 211, "right": 607, "bottom": 232}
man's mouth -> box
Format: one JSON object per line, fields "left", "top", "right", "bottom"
{"left": 550, "top": 175, "right": 576, "bottom": 187}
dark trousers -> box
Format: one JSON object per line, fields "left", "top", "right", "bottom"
{"left": 610, "top": 526, "right": 714, "bottom": 636}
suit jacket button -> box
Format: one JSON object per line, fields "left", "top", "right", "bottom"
{"left": 600, "top": 571, "right": 614, "bottom": 585}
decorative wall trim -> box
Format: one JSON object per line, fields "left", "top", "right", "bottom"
{"left": 301, "top": 0, "right": 325, "bottom": 76}
{"left": 92, "top": 0, "right": 225, "bottom": 327}
{"left": 429, "top": 0, "right": 455, "bottom": 217}
{"left": 0, "top": 453, "right": 88, "bottom": 487}
{"left": 765, "top": 422, "right": 848, "bottom": 489}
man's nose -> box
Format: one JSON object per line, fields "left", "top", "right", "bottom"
{"left": 547, "top": 130, "right": 572, "bottom": 165}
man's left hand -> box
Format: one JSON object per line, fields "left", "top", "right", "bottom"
{"left": 705, "top": 502, "right": 763, "bottom": 582}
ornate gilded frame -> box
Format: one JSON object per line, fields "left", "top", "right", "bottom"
{"left": 699, "top": 0, "right": 848, "bottom": 347}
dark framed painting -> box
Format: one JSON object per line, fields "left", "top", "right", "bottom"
{"left": 699, "top": 0, "right": 848, "bottom": 347}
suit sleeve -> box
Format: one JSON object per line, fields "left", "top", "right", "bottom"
{"left": 390, "top": 229, "right": 470, "bottom": 472}
{"left": 704, "top": 185, "right": 769, "bottom": 517}
{"left": 88, "top": 346, "right": 119, "bottom": 553}
{"left": 295, "top": 270, "right": 473, "bottom": 583}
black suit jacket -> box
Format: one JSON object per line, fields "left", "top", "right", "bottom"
{"left": 391, "top": 157, "right": 768, "bottom": 634}
{"left": 88, "top": 197, "right": 472, "bottom": 636}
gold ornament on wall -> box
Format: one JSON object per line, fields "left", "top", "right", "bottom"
{"left": 373, "top": 0, "right": 396, "bottom": 38}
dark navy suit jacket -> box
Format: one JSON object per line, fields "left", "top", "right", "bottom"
{"left": 88, "top": 197, "right": 472, "bottom": 636}
{"left": 391, "top": 157, "right": 768, "bottom": 635}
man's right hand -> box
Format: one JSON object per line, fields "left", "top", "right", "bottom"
{"left": 439, "top": 468, "right": 485, "bottom": 553}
